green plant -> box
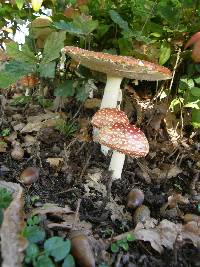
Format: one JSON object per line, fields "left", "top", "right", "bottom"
{"left": 55, "top": 119, "right": 77, "bottom": 137}
{"left": 23, "top": 216, "right": 75, "bottom": 267}
{"left": 110, "top": 233, "right": 135, "bottom": 253}
{"left": 0, "top": 188, "right": 13, "bottom": 225}
{"left": 0, "top": 128, "right": 11, "bottom": 137}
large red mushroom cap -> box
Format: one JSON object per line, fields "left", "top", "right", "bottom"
{"left": 91, "top": 108, "right": 129, "bottom": 128}
{"left": 98, "top": 123, "right": 149, "bottom": 157}
{"left": 63, "top": 46, "right": 172, "bottom": 81}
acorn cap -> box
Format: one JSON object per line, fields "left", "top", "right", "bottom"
{"left": 91, "top": 108, "right": 129, "bottom": 128}
{"left": 98, "top": 123, "right": 149, "bottom": 157}
{"left": 63, "top": 46, "right": 172, "bottom": 81}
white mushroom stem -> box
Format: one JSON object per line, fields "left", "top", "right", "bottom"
{"left": 100, "top": 75, "right": 123, "bottom": 155}
{"left": 100, "top": 75, "right": 122, "bottom": 108}
{"left": 109, "top": 151, "right": 125, "bottom": 180}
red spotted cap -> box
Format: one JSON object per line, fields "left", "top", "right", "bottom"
{"left": 98, "top": 123, "right": 149, "bottom": 157}
{"left": 63, "top": 46, "right": 172, "bottom": 81}
{"left": 91, "top": 108, "right": 129, "bottom": 129}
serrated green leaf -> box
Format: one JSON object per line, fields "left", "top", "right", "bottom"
{"left": 39, "top": 61, "right": 56, "bottom": 78}
{"left": 23, "top": 225, "right": 46, "bottom": 243}
{"left": 44, "top": 237, "right": 71, "bottom": 262}
{"left": 16, "top": 0, "right": 25, "bottom": 9}
{"left": 7, "top": 42, "right": 36, "bottom": 64}
{"left": 0, "top": 188, "right": 12, "bottom": 209}
{"left": 191, "top": 87, "right": 200, "bottom": 97}
{"left": 41, "top": 31, "right": 66, "bottom": 64}
{"left": 54, "top": 80, "right": 75, "bottom": 97}
{"left": 109, "top": 10, "right": 130, "bottom": 32}
{"left": 159, "top": 42, "right": 171, "bottom": 65}
{"left": 62, "top": 254, "right": 75, "bottom": 267}
{"left": 36, "top": 255, "right": 55, "bottom": 267}
{"left": 0, "top": 61, "right": 35, "bottom": 88}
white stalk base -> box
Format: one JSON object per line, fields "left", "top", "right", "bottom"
{"left": 109, "top": 151, "right": 125, "bottom": 180}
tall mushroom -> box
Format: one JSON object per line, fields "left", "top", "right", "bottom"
{"left": 63, "top": 46, "right": 172, "bottom": 109}
{"left": 98, "top": 123, "right": 149, "bottom": 180}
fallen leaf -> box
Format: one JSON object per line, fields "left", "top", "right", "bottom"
{"left": 31, "top": 203, "right": 73, "bottom": 217}
{"left": 84, "top": 98, "right": 101, "bottom": 109}
{"left": 46, "top": 157, "right": 64, "bottom": 169}
{"left": 0, "top": 181, "right": 27, "bottom": 267}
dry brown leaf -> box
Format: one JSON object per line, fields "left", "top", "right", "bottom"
{"left": 134, "top": 219, "right": 200, "bottom": 253}
{"left": 84, "top": 98, "right": 101, "bottom": 109}
{"left": 0, "top": 181, "right": 27, "bottom": 267}
{"left": 0, "top": 141, "right": 7, "bottom": 152}
{"left": 31, "top": 203, "right": 73, "bottom": 217}
{"left": 152, "top": 164, "right": 182, "bottom": 181}
{"left": 46, "top": 158, "right": 64, "bottom": 169}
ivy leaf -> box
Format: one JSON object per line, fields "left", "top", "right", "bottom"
{"left": 15, "top": 0, "right": 25, "bottom": 10}
{"left": 36, "top": 255, "right": 55, "bottom": 267}
{"left": 62, "top": 254, "right": 75, "bottom": 267}
{"left": 0, "top": 188, "right": 12, "bottom": 209}
{"left": 23, "top": 225, "right": 46, "bottom": 243}
{"left": 109, "top": 10, "right": 130, "bottom": 32}
{"left": 54, "top": 80, "right": 75, "bottom": 97}
{"left": 44, "top": 237, "right": 71, "bottom": 262}
{"left": 39, "top": 61, "right": 56, "bottom": 78}
{"left": 159, "top": 41, "right": 171, "bottom": 65}
{"left": 41, "top": 31, "right": 66, "bottom": 64}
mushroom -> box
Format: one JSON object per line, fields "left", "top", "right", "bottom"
{"left": 98, "top": 123, "right": 149, "bottom": 180}
{"left": 91, "top": 107, "right": 129, "bottom": 140}
{"left": 63, "top": 46, "right": 172, "bottom": 110}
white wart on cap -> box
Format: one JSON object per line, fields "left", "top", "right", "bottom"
{"left": 99, "top": 123, "right": 149, "bottom": 157}
{"left": 91, "top": 108, "right": 129, "bottom": 129}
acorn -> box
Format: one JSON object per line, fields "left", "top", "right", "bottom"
{"left": 11, "top": 142, "right": 24, "bottom": 160}
{"left": 69, "top": 230, "right": 95, "bottom": 267}
{"left": 133, "top": 205, "right": 150, "bottom": 224}
{"left": 19, "top": 167, "right": 39, "bottom": 185}
{"left": 127, "top": 188, "right": 144, "bottom": 209}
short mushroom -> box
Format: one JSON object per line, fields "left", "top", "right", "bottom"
{"left": 98, "top": 123, "right": 149, "bottom": 180}
{"left": 63, "top": 46, "right": 172, "bottom": 109}
{"left": 91, "top": 107, "right": 129, "bottom": 143}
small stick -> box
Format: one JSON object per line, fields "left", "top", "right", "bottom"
{"left": 72, "top": 199, "right": 81, "bottom": 230}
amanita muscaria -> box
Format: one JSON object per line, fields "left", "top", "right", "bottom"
{"left": 63, "top": 46, "right": 172, "bottom": 109}
{"left": 98, "top": 123, "right": 149, "bottom": 180}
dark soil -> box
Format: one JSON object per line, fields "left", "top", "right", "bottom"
{"left": 0, "top": 94, "right": 200, "bottom": 267}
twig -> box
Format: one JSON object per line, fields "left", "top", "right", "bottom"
{"left": 72, "top": 199, "right": 81, "bottom": 230}
{"left": 79, "top": 155, "right": 91, "bottom": 181}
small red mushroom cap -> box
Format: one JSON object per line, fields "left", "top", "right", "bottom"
{"left": 91, "top": 108, "right": 129, "bottom": 128}
{"left": 98, "top": 123, "right": 149, "bottom": 157}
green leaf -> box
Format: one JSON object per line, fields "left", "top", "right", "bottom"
{"left": 0, "top": 60, "right": 36, "bottom": 88}
{"left": 194, "top": 77, "right": 200, "bottom": 84}
{"left": 118, "top": 38, "right": 133, "bottom": 55}
{"left": 192, "top": 109, "right": 200, "bottom": 128}
{"left": 39, "top": 62, "right": 56, "bottom": 78}
{"left": 126, "top": 233, "right": 135, "bottom": 242}
{"left": 16, "top": 0, "right": 25, "bottom": 9}
{"left": 0, "top": 209, "right": 3, "bottom": 225}
{"left": 54, "top": 80, "right": 75, "bottom": 97}
{"left": 7, "top": 42, "right": 36, "bottom": 64}
{"left": 109, "top": 10, "right": 130, "bottom": 32}
{"left": 184, "top": 100, "right": 200, "bottom": 109}
{"left": 23, "top": 225, "right": 46, "bottom": 243}
{"left": 36, "top": 255, "right": 55, "bottom": 267}
{"left": 53, "top": 21, "right": 84, "bottom": 36}
{"left": 25, "top": 243, "right": 40, "bottom": 264}
{"left": 120, "top": 242, "right": 129, "bottom": 251}
{"left": 0, "top": 188, "right": 12, "bottom": 209}
{"left": 62, "top": 254, "right": 75, "bottom": 267}
{"left": 72, "top": 16, "right": 98, "bottom": 36}
{"left": 191, "top": 87, "right": 200, "bottom": 97}
{"left": 41, "top": 31, "right": 66, "bottom": 64}
{"left": 44, "top": 237, "right": 71, "bottom": 262}
{"left": 159, "top": 41, "right": 171, "bottom": 65}
{"left": 111, "top": 243, "right": 119, "bottom": 253}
